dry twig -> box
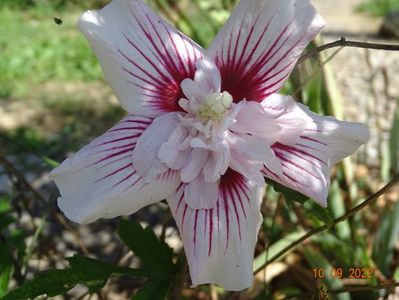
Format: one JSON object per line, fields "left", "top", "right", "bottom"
{"left": 298, "top": 37, "right": 399, "bottom": 65}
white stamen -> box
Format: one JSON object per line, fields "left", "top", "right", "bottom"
{"left": 198, "top": 91, "right": 233, "bottom": 122}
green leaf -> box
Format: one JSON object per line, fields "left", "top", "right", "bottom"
{"left": 372, "top": 201, "right": 399, "bottom": 276}
{"left": 266, "top": 178, "right": 334, "bottom": 226}
{"left": 253, "top": 231, "right": 305, "bottom": 273}
{"left": 303, "top": 201, "right": 334, "bottom": 227}
{"left": 131, "top": 278, "right": 172, "bottom": 300}
{"left": 0, "top": 244, "right": 13, "bottom": 298}
{"left": 303, "top": 68, "right": 323, "bottom": 114}
{"left": 0, "top": 198, "right": 11, "bottom": 214}
{"left": 42, "top": 156, "right": 59, "bottom": 168}
{"left": 394, "top": 266, "right": 399, "bottom": 281}
{"left": 312, "top": 232, "right": 355, "bottom": 267}
{"left": 0, "top": 264, "right": 12, "bottom": 298}
{"left": 118, "top": 220, "right": 175, "bottom": 276}
{"left": 328, "top": 180, "right": 351, "bottom": 240}
{"left": 389, "top": 107, "right": 399, "bottom": 174}
{"left": 2, "top": 255, "right": 148, "bottom": 299}
{"left": 265, "top": 178, "right": 308, "bottom": 204}
{"left": 303, "top": 248, "right": 351, "bottom": 300}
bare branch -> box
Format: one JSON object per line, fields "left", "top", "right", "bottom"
{"left": 298, "top": 37, "right": 399, "bottom": 64}
{"left": 254, "top": 173, "right": 399, "bottom": 274}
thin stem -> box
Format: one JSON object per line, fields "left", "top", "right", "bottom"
{"left": 293, "top": 46, "right": 343, "bottom": 97}
{"left": 263, "top": 196, "right": 283, "bottom": 296}
{"left": 0, "top": 155, "right": 90, "bottom": 255}
{"left": 0, "top": 156, "right": 48, "bottom": 206}
{"left": 298, "top": 37, "right": 399, "bottom": 65}
{"left": 254, "top": 173, "right": 399, "bottom": 274}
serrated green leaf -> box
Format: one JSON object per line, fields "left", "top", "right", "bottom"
{"left": 118, "top": 220, "right": 175, "bottom": 276}
{"left": 131, "top": 278, "right": 172, "bottom": 300}
{"left": 2, "top": 255, "right": 149, "bottom": 300}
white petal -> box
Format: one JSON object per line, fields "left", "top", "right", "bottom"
{"left": 158, "top": 124, "right": 191, "bottom": 170}
{"left": 180, "top": 79, "right": 206, "bottom": 109}
{"left": 231, "top": 133, "right": 283, "bottom": 175}
{"left": 229, "top": 150, "right": 265, "bottom": 187}
{"left": 50, "top": 116, "right": 179, "bottom": 223}
{"left": 193, "top": 57, "right": 221, "bottom": 93}
{"left": 230, "top": 101, "right": 282, "bottom": 138}
{"left": 168, "top": 169, "right": 264, "bottom": 290}
{"left": 263, "top": 105, "right": 369, "bottom": 207}
{"left": 231, "top": 96, "right": 308, "bottom": 145}
{"left": 203, "top": 144, "right": 231, "bottom": 182}
{"left": 298, "top": 105, "right": 370, "bottom": 164}
{"left": 180, "top": 58, "right": 222, "bottom": 110}
{"left": 79, "top": 0, "right": 203, "bottom": 117}
{"left": 184, "top": 173, "right": 219, "bottom": 209}
{"left": 207, "top": 0, "right": 324, "bottom": 102}
{"left": 261, "top": 94, "right": 309, "bottom": 145}
{"left": 181, "top": 148, "right": 209, "bottom": 183}
{"left": 265, "top": 141, "right": 330, "bottom": 206}
{"left": 132, "top": 112, "right": 179, "bottom": 182}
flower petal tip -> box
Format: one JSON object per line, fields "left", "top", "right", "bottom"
{"left": 316, "top": 197, "right": 328, "bottom": 208}
{"left": 78, "top": 10, "right": 102, "bottom": 32}
{"left": 57, "top": 197, "right": 91, "bottom": 224}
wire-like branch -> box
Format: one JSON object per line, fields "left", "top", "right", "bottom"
{"left": 0, "top": 156, "right": 47, "bottom": 205}
{"left": 0, "top": 155, "right": 89, "bottom": 255}
{"left": 254, "top": 173, "right": 399, "bottom": 274}
{"left": 298, "top": 37, "right": 399, "bottom": 64}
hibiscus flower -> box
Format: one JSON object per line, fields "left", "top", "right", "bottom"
{"left": 50, "top": 0, "right": 369, "bottom": 291}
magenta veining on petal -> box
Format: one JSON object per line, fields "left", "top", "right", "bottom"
{"left": 50, "top": 0, "right": 370, "bottom": 292}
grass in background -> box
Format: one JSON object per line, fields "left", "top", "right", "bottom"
{"left": 0, "top": 5, "right": 102, "bottom": 99}
{"left": 357, "top": 0, "right": 399, "bottom": 16}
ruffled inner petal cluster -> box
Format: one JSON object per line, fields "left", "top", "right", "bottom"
{"left": 131, "top": 58, "right": 318, "bottom": 210}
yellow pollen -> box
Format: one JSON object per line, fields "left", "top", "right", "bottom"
{"left": 198, "top": 91, "right": 233, "bottom": 122}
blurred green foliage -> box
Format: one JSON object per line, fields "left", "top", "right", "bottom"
{"left": 0, "top": 6, "right": 102, "bottom": 98}
{"left": 0, "top": 0, "right": 110, "bottom": 9}
{"left": 357, "top": 0, "right": 399, "bottom": 16}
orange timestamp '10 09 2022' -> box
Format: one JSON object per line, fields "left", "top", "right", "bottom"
{"left": 312, "top": 267, "right": 375, "bottom": 279}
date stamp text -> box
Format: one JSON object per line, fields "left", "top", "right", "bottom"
{"left": 312, "top": 267, "right": 374, "bottom": 279}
